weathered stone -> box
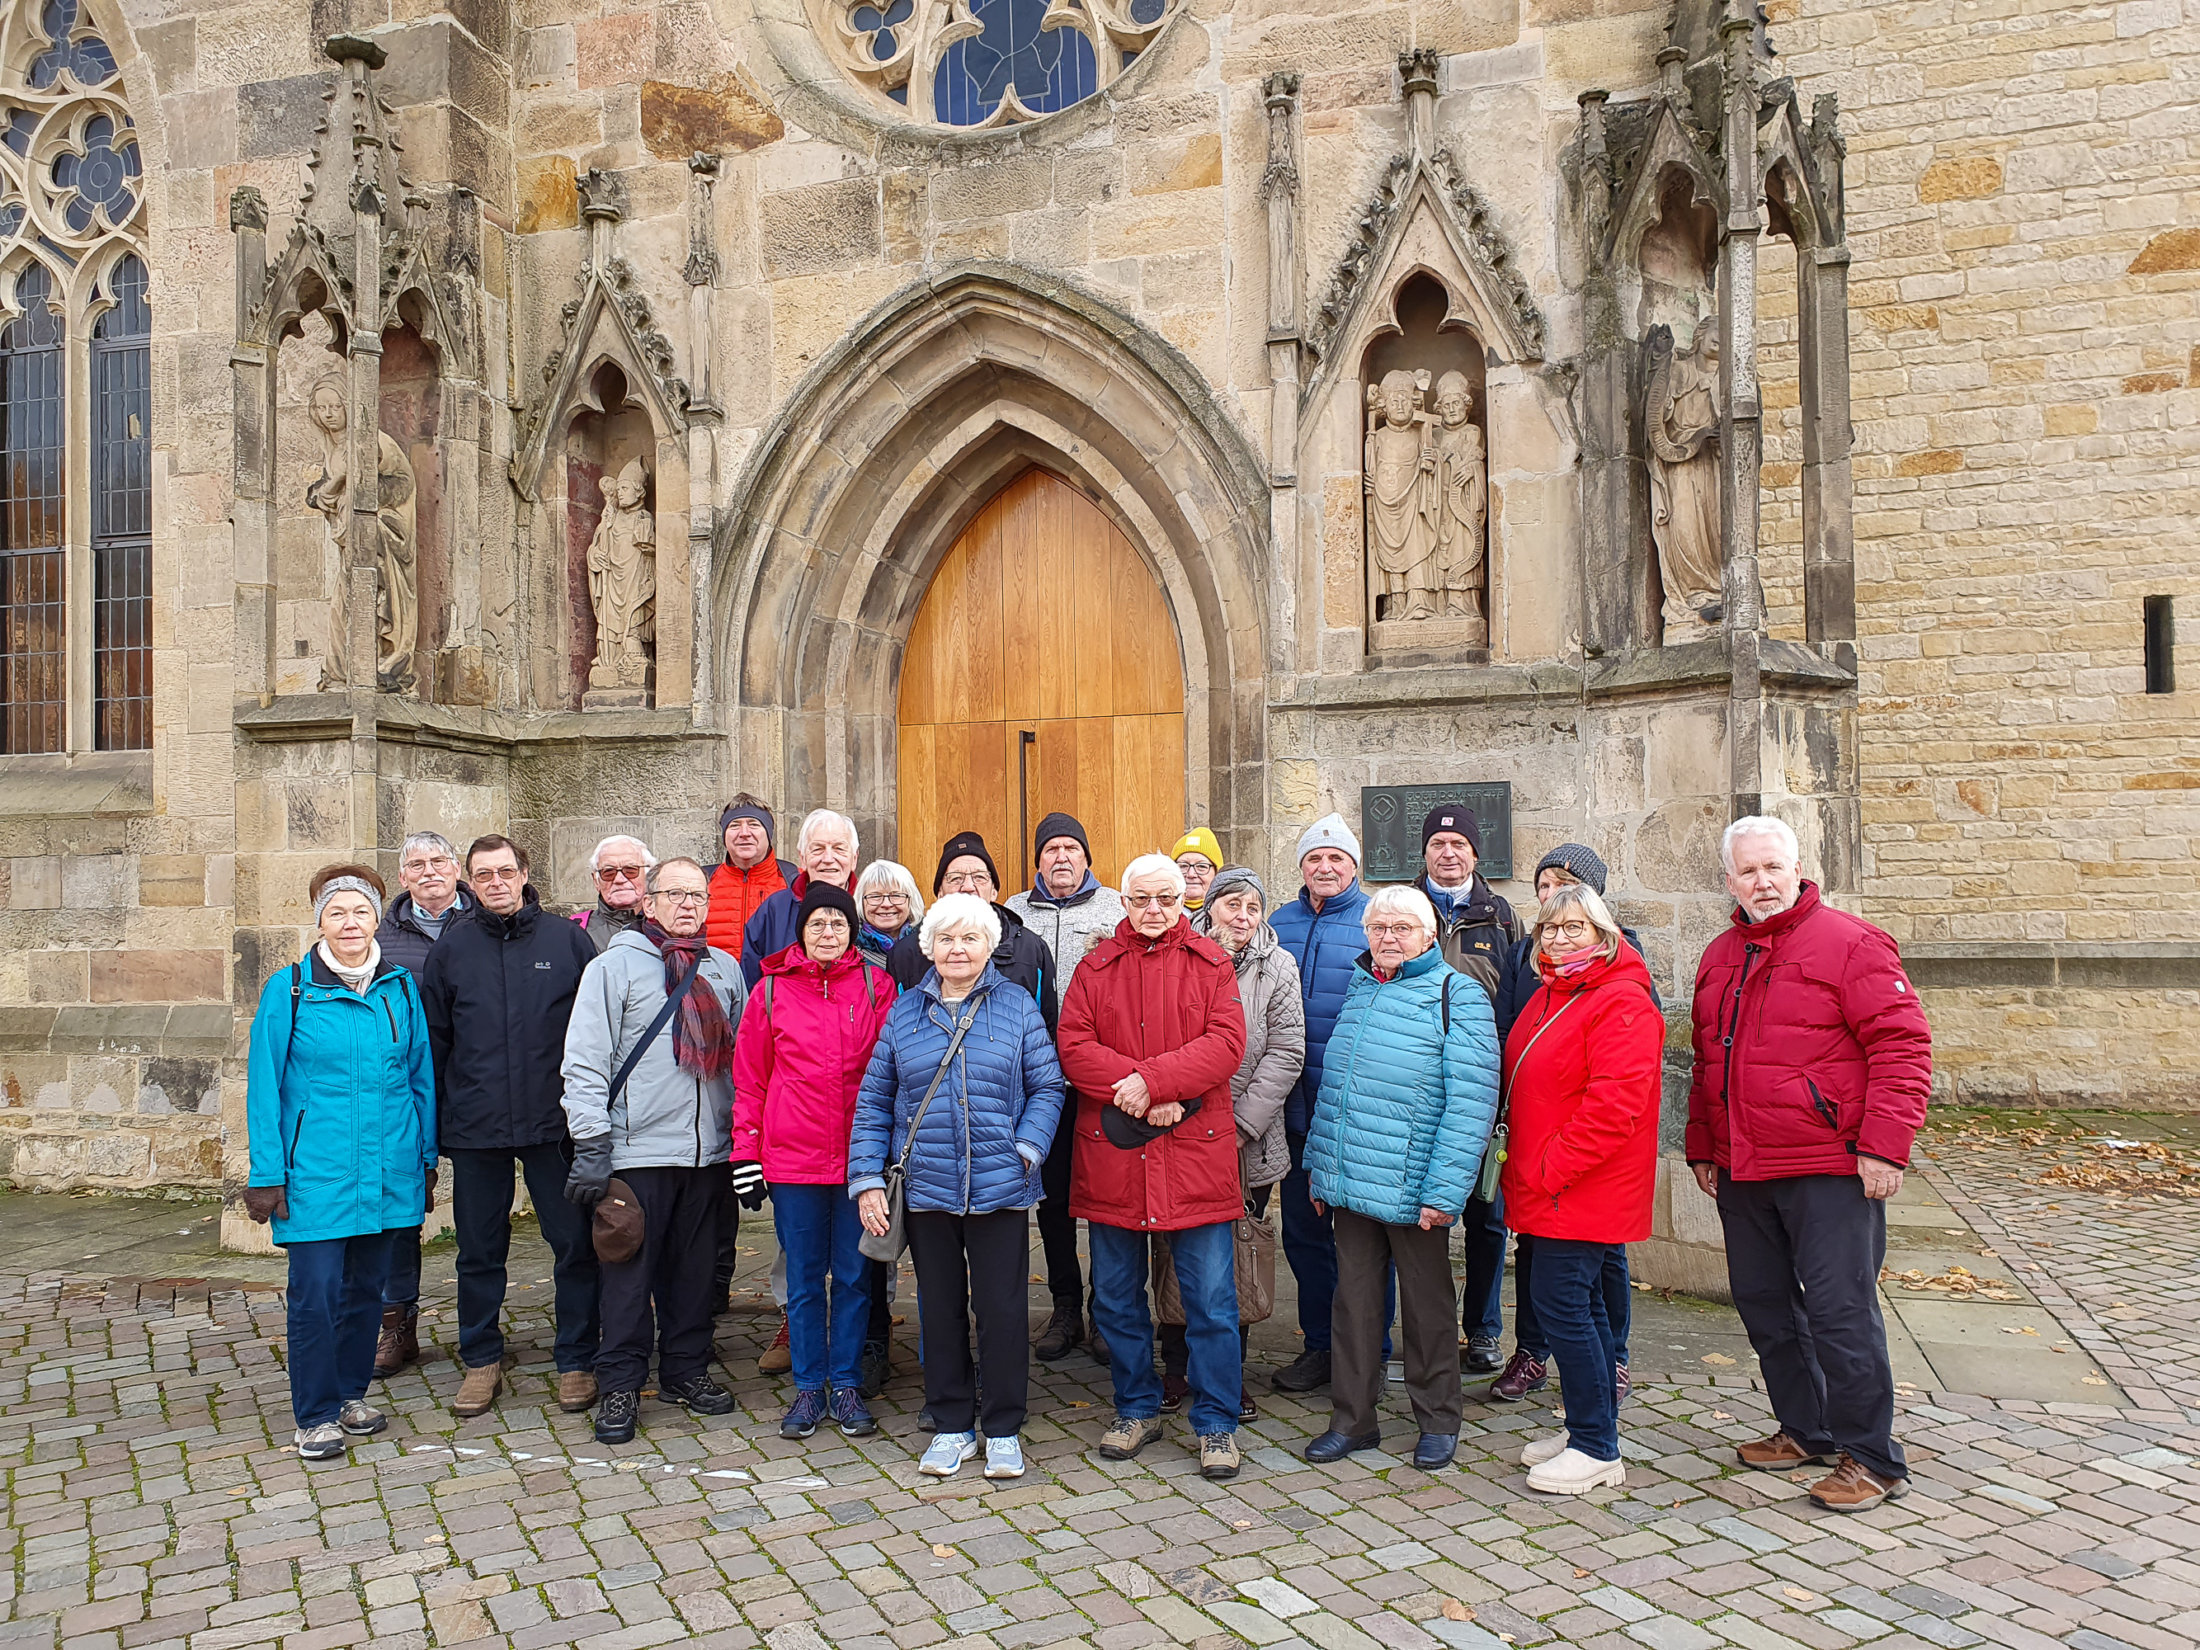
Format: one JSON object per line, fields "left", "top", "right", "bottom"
{"left": 639, "top": 72, "right": 782, "bottom": 159}
{"left": 516, "top": 154, "right": 579, "bottom": 233}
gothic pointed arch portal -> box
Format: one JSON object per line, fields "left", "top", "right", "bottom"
{"left": 719, "top": 263, "right": 1272, "bottom": 871}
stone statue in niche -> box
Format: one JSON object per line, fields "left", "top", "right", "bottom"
{"left": 306, "top": 375, "right": 419, "bottom": 693}
{"left": 1644, "top": 322, "right": 1723, "bottom": 637}
{"left": 1430, "top": 370, "right": 1488, "bottom": 640}
{"left": 1365, "top": 367, "right": 1489, "bottom": 640}
{"left": 586, "top": 457, "right": 655, "bottom": 700}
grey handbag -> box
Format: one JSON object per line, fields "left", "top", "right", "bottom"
{"left": 857, "top": 997, "right": 981, "bottom": 1262}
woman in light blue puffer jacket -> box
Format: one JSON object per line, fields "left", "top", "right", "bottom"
{"left": 1302, "top": 883, "right": 1500, "bottom": 1472}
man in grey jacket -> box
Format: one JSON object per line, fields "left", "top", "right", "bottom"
{"left": 1004, "top": 810, "right": 1126, "bottom": 1362}
{"left": 560, "top": 856, "right": 748, "bottom": 1445}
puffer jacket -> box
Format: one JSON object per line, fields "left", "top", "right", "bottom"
{"left": 245, "top": 952, "right": 435, "bottom": 1246}
{"left": 705, "top": 855, "right": 794, "bottom": 957}
{"left": 1420, "top": 872, "right": 1521, "bottom": 1001}
{"left": 730, "top": 944, "right": 897, "bottom": 1183}
{"left": 420, "top": 888, "right": 600, "bottom": 1152}
{"left": 1062, "top": 917, "right": 1247, "bottom": 1231}
{"left": 1005, "top": 877, "right": 1127, "bottom": 992}
{"left": 741, "top": 869, "right": 858, "bottom": 986}
{"left": 1191, "top": 909, "right": 1304, "bottom": 1189}
{"left": 1501, "top": 944, "right": 1663, "bottom": 1244}
{"left": 848, "top": 964, "right": 1065, "bottom": 1214}
{"left": 1304, "top": 945, "right": 1500, "bottom": 1226}
{"left": 1685, "top": 882, "right": 1933, "bottom": 1180}
{"left": 376, "top": 887, "right": 471, "bottom": 977}
{"left": 1270, "top": 879, "right": 1371, "bottom": 1133}
{"left": 561, "top": 929, "right": 748, "bottom": 1169}
{"left": 1495, "top": 926, "right": 1660, "bottom": 1041}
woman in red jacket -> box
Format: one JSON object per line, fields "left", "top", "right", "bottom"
{"left": 1501, "top": 882, "right": 1663, "bottom": 1496}
{"left": 731, "top": 882, "right": 896, "bottom": 1442}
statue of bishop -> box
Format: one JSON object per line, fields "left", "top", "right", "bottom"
{"left": 587, "top": 458, "right": 656, "bottom": 692}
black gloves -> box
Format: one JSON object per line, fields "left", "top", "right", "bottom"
{"left": 564, "top": 1135, "right": 614, "bottom": 1208}
{"left": 241, "top": 1184, "right": 288, "bottom": 1224}
{"left": 729, "top": 1159, "right": 767, "bottom": 1211}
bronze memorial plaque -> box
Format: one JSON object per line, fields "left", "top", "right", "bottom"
{"left": 1359, "top": 782, "right": 1513, "bottom": 884}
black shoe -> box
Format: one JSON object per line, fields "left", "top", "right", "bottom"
{"left": 1271, "top": 1349, "right": 1331, "bottom": 1393}
{"left": 662, "top": 1375, "right": 736, "bottom": 1416}
{"left": 780, "top": 1388, "right": 827, "bottom": 1439}
{"left": 1240, "top": 1392, "right": 1259, "bottom": 1424}
{"left": 1413, "top": 1433, "right": 1458, "bottom": 1470}
{"left": 1034, "top": 1300, "right": 1085, "bottom": 1362}
{"left": 1160, "top": 1374, "right": 1189, "bottom": 1413}
{"left": 1463, "top": 1335, "right": 1502, "bottom": 1374}
{"left": 1303, "top": 1429, "right": 1380, "bottom": 1464}
{"left": 594, "top": 1388, "right": 640, "bottom": 1444}
{"left": 1088, "top": 1309, "right": 1110, "bottom": 1367}
{"left": 712, "top": 1284, "right": 734, "bottom": 1319}
{"left": 858, "top": 1338, "right": 891, "bottom": 1400}
{"left": 829, "top": 1388, "right": 878, "bottom": 1437}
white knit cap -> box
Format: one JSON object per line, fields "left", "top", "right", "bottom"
{"left": 1296, "top": 812, "right": 1361, "bottom": 867}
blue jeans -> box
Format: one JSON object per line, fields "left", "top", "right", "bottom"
{"left": 284, "top": 1228, "right": 398, "bottom": 1429}
{"left": 1089, "top": 1221, "right": 1240, "bottom": 1436}
{"left": 1514, "top": 1233, "right": 1631, "bottom": 1364}
{"left": 772, "top": 1183, "right": 870, "bottom": 1392}
{"left": 1280, "top": 1130, "right": 1336, "bottom": 1351}
{"left": 1528, "top": 1236, "right": 1623, "bottom": 1462}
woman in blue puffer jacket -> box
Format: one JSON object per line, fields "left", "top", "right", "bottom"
{"left": 1303, "top": 883, "right": 1500, "bottom": 1473}
{"left": 850, "top": 893, "right": 1065, "bottom": 1481}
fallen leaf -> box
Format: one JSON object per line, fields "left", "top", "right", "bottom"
{"left": 1573, "top": 1568, "right": 1592, "bottom": 1579}
{"left": 1441, "top": 1601, "right": 1473, "bottom": 1622}
{"left": 1784, "top": 1587, "right": 1814, "bottom": 1602}
{"left": 1701, "top": 1353, "right": 1736, "bottom": 1366}
{"left": 2083, "top": 1376, "right": 2109, "bottom": 1386}
{"left": 1711, "top": 1411, "right": 1735, "bottom": 1422}
{"left": 1067, "top": 1400, "right": 1091, "bottom": 1409}
{"left": 1232, "top": 1520, "right": 1253, "bottom": 1529}
{"left": 932, "top": 1543, "right": 956, "bottom": 1557}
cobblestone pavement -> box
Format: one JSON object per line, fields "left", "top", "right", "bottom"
{"left": 3, "top": 1117, "right": 2198, "bottom": 1650}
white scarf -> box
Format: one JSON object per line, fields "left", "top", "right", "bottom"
{"left": 317, "top": 938, "right": 381, "bottom": 994}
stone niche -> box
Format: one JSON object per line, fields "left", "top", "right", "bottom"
{"left": 565, "top": 362, "right": 660, "bottom": 711}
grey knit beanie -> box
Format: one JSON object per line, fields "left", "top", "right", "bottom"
{"left": 1202, "top": 865, "right": 1266, "bottom": 910}
{"left": 1533, "top": 843, "right": 1608, "bottom": 895}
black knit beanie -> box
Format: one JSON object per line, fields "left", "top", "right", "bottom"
{"left": 1032, "top": 810, "right": 1091, "bottom": 865}
{"left": 1421, "top": 803, "right": 1483, "bottom": 858}
{"left": 932, "top": 831, "right": 999, "bottom": 895}
{"left": 796, "top": 882, "right": 860, "bottom": 951}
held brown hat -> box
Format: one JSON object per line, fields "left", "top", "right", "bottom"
{"left": 592, "top": 1177, "right": 644, "bottom": 1264}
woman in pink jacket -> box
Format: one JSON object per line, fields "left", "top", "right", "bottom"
{"left": 732, "top": 882, "right": 897, "bottom": 1440}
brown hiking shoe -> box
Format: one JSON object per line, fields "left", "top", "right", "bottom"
{"left": 1808, "top": 1453, "right": 1909, "bottom": 1513}
{"left": 1099, "top": 1413, "right": 1167, "bottom": 1460}
{"left": 452, "top": 1361, "right": 502, "bottom": 1417}
{"left": 556, "top": 1371, "right": 599, "bottom": 1413}
{"left": 758, "top": 1314, "right": 792, "bottom": 1375}
{"left": 373, "top": 1305, "right": 419, "bottom": 1377}
{"left": 1737, "top": 1430, "right": 1831, "bottom": 1471}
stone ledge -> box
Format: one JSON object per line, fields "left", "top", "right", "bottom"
{"left": 0, "top": 1003, "right": 231, "bottom": 1056}
{"left": 1270, "top": 636, "right": 1856, "bottom": 712}
{"left": 1905, "top": 942, "right": 2200, "bottom": 991}
{"left": 0, "top": 751, "right": 153, "bottom": 818}
{"left": 235, "top": 694, "right": 713, "bottom": 753}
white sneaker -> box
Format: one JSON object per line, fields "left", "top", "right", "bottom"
{"left": 1519, "top": 1430, "right": 1570, "bottom": 1468}
{"left": 1527, "top": 1446, "right": 1626, "bottom": 1495}
{"left": 338, "top": 1400, "right": 386, "bottom": 1436}
{"left": 294, "top": 1423, "right": 345, "bottom": 1460}
{"left": 920, "top": 1431, "right": 979, "bottom": 1477}
{"left": 983, "top": 1435, "right": 1025, "bottom": 1478}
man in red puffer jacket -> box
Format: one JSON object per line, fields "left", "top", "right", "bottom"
{"left": 1062, "top": 854, "right": 1246, "bottom": 1480}
{"left": 1685, "top": 816, "right": 1933, "bottom": 1515}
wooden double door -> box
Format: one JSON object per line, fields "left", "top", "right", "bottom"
{"left": 897, "top": 469, "right": 1185, "bottom": 897}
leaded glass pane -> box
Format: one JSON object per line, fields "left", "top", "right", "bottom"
{"left": 0, "top": 262, "right": 63, "bottom": 752}
{"left": 92, "top": 253, "right": 147, "bottom": 749}
{"left": 934, "top": 0, "right": 1099, "bottom": 126}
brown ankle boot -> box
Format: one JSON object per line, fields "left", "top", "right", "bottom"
{"left": 373, "top": 1305, "right": 419, "bottom": 1377}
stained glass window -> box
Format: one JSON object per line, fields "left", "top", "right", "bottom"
{"left": 0, "top": 263, "right": 64, "bottom": 752}
{"left": 934, "top": 0, "right": 1098, "bottom": 126}
{"left": 92, "top": 253, "right": 148, "bottom": 750}
{"left": 830, "top": 0, "right": 1176, "bottom": 128}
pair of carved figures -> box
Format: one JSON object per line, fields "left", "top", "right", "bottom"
{"left": 1364, "top": 369, "right": 1487, "bottom": 631}
{"left": 306, "top": 377, "right": 418, "bottom": 694}
{"left": 1645, "top": 322, "right": 1723, "bottom": 635}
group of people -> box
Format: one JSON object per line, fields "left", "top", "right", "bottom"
{"left": 244, "top": 792, "right": 1932, "bottom": 1515}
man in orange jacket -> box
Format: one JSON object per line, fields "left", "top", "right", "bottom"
{"left": 705, "top": 795, "right": 795, "bottom": 959}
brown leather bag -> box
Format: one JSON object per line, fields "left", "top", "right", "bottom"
{"left": 1152, "top": 1172, "right": 1276, "bottom": 1327}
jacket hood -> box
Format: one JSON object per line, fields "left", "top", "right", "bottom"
{"left": 1729, "top": 879, "right": 1822, "bottom": 939}
{"left": 1533, "top": 936, "right": 1656, "bottom": 997}
{"left": 1190, "top": 907, "right": 1278, "bottom": 969}
{"left": 1354, "top": 943, "right": 1450, "bottom": 986}
{"left": 1026, "top": 871, "right": 1101, "bottom": 908}
{"left": 473, "top": 884, "right": 544, "bottom": 937}
{"left": 1419, "top": 870, "right": 1504, "bottom": 926}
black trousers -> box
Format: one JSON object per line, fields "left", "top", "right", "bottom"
{"left": 1038, "top": 1096, "right": 1081, "bottom": 1304}
{"left": 908, "top": 1208, "right": 1030, "bottom": 1437}
{"left": 1718, "top": 1170, "right": 1907, "bottom": 1482}
{"left": 596, "top": 1163, "right": 726, "bottom": 1394}
{"left": 448, "top": 1143, "right": 600, "bottom": 1374}
{"left": 710, "top": 1189, "right": 741, "bottom": 1298}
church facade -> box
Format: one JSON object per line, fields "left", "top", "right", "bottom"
{"left": 0, "top": 0, "right": 2191, "bottom": 1269}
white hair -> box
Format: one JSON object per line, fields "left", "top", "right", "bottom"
{"left": 1721, "top": 815, "right": 1800, "bottom": 875}
{"left": 399, "top": 831, "right": 455, "bottom": 863}
{"left": 589, "top": 834, "right": 657, "bottom": 874}
{"left": 1121, "top": 853, "right": 1186, "bottom": 899}
{"left": 918, "top": 892, "right": 1000, "bottom": 960}
{"left": 1363, "top": 883, "right": 1439, "bottom": 940}
{"left": 796, "top": 807, "right": 860, "bottom": 859}
{"left": 855, "top": 859, "right": 924, "bottom": 920}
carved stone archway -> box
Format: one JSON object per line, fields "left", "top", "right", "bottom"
{"left": 718, "top": 264, "right": 1274, "bottom": 866}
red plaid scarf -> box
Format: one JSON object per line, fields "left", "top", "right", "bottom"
{"left": 641, "top": 919, "right": 734, "bottom": 1079}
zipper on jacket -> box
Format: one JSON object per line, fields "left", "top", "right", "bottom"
{"left": 1718, "top": 942, "right": 1761, "bottom": 1107}
{"left": 381, "top": 995, "right": 398, "bottom": 1040}
{"left": 1805, "top": 1077, "right": 1837, "bottom": 1131}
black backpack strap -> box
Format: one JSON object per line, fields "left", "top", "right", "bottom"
{"left": 283, "top": 963, "right": 304, "bottom": 1066}
{"left": 1440, "top": 973, "right": 1452, "bottom": 1036}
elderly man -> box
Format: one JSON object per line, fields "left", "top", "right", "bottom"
{"left": 577, "top": 835, "right": 655, "bottom": 954}
{"left": 1416, "top": 804, "right": 1520, "bottom": 1001}
{"left": 741, "top": 809, "right": 861, "bottom": 985}
{"left": 420, "top": 836, "right": 604, "bottom": 1419}
{"left": 1004, "top": 810, "right": 1124, "bottom": 1361}
{"left": 1265, "top": 813, "right": 1372, "bottom": 1393}
{"left": 373, "top": 830, "right": 473, "bottom": 1376}
{"left": 562, "top": 856, "right": 749, "bottom": 1445}
{"left": 707, "top": 795, "right": 795, "bottom": 959}
{"left": 1686, "top": 816, "right": 1933, "bottom": 1514}
{"left": 1061, "top": 854, "right": 1247, "bottom": 1480}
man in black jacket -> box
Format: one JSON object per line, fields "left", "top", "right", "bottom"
{"left": 421, "top": 835, "right": 604, "bottom": 1420}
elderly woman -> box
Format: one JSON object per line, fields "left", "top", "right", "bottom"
{"left": 850, "top": 894, "right": 1064, "bottom": 1480}
{"left": 1154, "top": 867, "right": 1305, "bottom": 1420}
{"left": 855, "top": 859, "right": 924, "bottom": 959}
{"left": 1506, "top": 882, "right": 1663, "bottom": 1494}
{"left": 1302, "top": 884, "right": 1499, "bottom": 1471}
{"left": 245, "top": 864, "right": 436, "bottom": 1460}
{"left": 732, "top": 883, "right": 898, "bottom": 1441}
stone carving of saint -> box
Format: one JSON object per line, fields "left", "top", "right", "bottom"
{"left": 1645, "top": 322, "right": 1723, "bottom": 636}
{"left": 587, "top": 458, "right": 655, "bottom": 692}
{"left": 304, "top": 376, "right": 419, "bottom": 693}
{"left": 1365, "top": 367, "right": 1439, "bottom": 622}
{"left": 1430, "top": 370, "right": 1487, "bottom": 637}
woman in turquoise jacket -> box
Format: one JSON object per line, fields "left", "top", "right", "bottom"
{"left": 1302, "top": 883, "right": 1500, "bottom": 1472}
{"left": 244, "top": 863, "right": 437, "bottom": 1460}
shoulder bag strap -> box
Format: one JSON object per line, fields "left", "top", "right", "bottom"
{"left": 894, "top": 997, "right": 982, "bottom": 1175}
{"left": 609, "top": 956, "right": 704, "bottom": 1107}
{"left": 1497, "top": 987, "right": 1580, "bottom": 1118}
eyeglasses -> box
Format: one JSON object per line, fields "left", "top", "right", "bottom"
{"left": 941, "top": 873, "right": 992, "bottom": 893}
{"left": 595, "top": 865, "right": 647, "bottom": 882}
{"left": 652, "top": 889, "right": 707, "bottom": 908}
{"left": 1124, "top": 893, "right": 1180, "bottom": 910}
{"left": 864, "top": 893, "right": 908, "bottom": 907}
{"left": 1543, "top": 920, "right": 1597, "bottom": 942}
{"left": 402, "top": 855, "right": 455, "bottom": 873}
{"left": 1365, "top": 921, "right": 1422, "bottom": 940}
{"left": 472, "top": 865, "right": 524, "bottom": 884}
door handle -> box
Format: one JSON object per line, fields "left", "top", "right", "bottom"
{"left": 1018, "top": 730, "right": 1036, "bottom": 893}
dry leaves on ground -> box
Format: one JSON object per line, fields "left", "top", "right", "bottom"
{"left": 2036, "top": 1139, "right": 2200, "bottom": 1197}
{"left": 1880, "top": 1262, "right": 2021, "bottom": 1301}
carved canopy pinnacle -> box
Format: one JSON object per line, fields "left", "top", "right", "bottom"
{"left": 324, "top": 34, "right": 388, "bottom": 70}
{"left": 229, "top": 186, "right": 269, "bottom": 233}
{"left": 578, "top": 168, "right": 628, "bottom": 223}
